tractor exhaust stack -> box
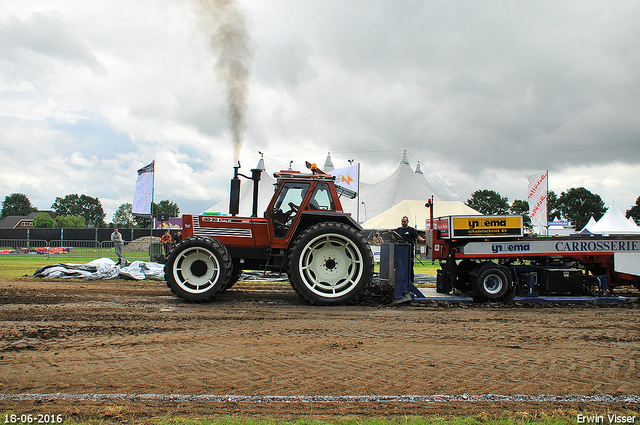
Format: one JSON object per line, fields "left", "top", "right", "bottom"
{"left": 229, "top": 162, "right": 262, "bottom": 217}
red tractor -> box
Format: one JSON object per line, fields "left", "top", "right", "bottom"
{"left": 164, "top": 163, "right": 373, "bottom": 305}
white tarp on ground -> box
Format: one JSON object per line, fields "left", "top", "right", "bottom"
{"left": 33, "top": 258, "right": 165, "bottom": 280}
{"left": 362, "top": 199, "right": 480, "bottom": 231}
{"left": 588, "top": 201, "right": 640, "bottom": 235}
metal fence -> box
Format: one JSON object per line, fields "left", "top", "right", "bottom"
{"left": 0, "top": 239, "right": 162, "bottom": 261}
{"left": 0, "top": 228, "right": 168, "bottom": 243}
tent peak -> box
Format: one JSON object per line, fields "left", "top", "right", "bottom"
{"left": 323, "top": 152, "right": 335, "bottom": 172}
{"left": 401, "top": 150, "right": 410, "bottom": 165}
{"left": 415, "top": 161, "right": 423, "bottom": 174}
{"left": 255, "top": 152, "right": 265, "bottom": 171}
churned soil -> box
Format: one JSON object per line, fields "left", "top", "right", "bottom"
{"left": 1, "top": 278, "right": 639, "bottom": 422}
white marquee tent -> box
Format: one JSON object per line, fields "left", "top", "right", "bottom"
{"left": 585, "top": 201, "right": 640, "bottom": 235}
{"left": 340, "top": 152, "right": 450, "bottom": 221}
{"left": 580, "top": 217, "right": 598, "bottom": 233}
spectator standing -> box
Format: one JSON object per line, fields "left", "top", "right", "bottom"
{"left": 161, "top": 230, "right": 172, "bottom": 256}
{"left": 389, "top": 216, "right": 425, "bottom": 282}
{"left": 111, "top": 228, "right": 125, "bottom": 261}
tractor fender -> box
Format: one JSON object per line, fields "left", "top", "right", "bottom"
{"left": 290, "top": 211, "right": 361, "bottom": 243}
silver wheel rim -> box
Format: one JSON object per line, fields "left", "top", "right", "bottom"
{"left": 298, "top": 233, "right": 364, "bottom": 298}
{"left": 172, "top": 246, "right": 221, "bottom": 294}
{"left": 482, "top": 273, "right": 503, "bottom": 295}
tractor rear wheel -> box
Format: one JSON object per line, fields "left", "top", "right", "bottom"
{"left": 288, "top": 222, "right": 373, "bottom": 305}
{"left": 164, "top": 236, "right": 231, "bottom": 301}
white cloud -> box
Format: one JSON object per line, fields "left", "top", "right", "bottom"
{"left": 1, "top": 0, "right": 640, "bottom": 222}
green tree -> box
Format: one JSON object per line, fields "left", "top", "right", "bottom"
{"left": 510, "top": 199, "right": 532, "bottom": 231}
{"left": 1, "top": 193, "right": 37, "bottom": 218}
{"left": 52, "top": 194, "right": 106, "bottom": 227}
{"left": 626, "top": 196, "right": 640, "bottom": 225}
{"left": 156, "top": 199, "right": 180, "bottom": 217}
{"left": 133, "top": 213, "right": 151, "bottom": 228}
{"left": 134, "top": 199, "right": 181, "bottom": 228}
{"left": 112, "top": 203, "right": 135, "bottom": 227}
{"left": 547, "top": 190, "right": 561, "bottom": 222}
{"left": 55, "top": 215, "right": 86, "bottom": 228}
{"left": 33, "top": 212, "right": 54, "bottom": 228}
{"left": 557, "top": 187, "right": 606, "bottom": 230}
{"left": 466, "top": 190, "right": 510, "bottom": 215}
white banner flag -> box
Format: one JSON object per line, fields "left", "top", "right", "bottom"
{"left": 132, "top": 160, "right": 155, "bottom": 217}
{"left": 527, "top": 171, "right": 547, "bottom": 227}
{"left": 328, "top": 164, "right": 358, "bottom": 194}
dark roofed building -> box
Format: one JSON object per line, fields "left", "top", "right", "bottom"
{"left": 0, "top": 211, "right": 51, "bottom": 229}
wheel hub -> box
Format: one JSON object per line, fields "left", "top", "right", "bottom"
{"left": 483, "top": 274, "right": 502, "bottom": 294}
{"left": 190, "top": 259, "right": 208, "bottom": 277}
{"left": 324, "top": 257, "right": 337, "bottom": 270}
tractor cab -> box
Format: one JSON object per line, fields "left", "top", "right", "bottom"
{"left": 267, "top": 172, "right": 340, "bottom": 240}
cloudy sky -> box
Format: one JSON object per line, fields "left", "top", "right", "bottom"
{"left": 2, "top": 0, "right": 640, "bottom": 222}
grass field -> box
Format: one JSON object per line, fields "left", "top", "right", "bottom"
{"left": 412, "top": 261, "right": 440, "bottom": 276}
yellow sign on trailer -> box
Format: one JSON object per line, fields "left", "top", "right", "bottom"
{"left": 450, "top": 215, "right": 523, "bottom": 238}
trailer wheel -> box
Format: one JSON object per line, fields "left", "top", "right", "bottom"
{"left": 472, "top": 266, "right": 510, "bottom": 301}
{"left": 164, "top": 236, "right": 231, "bottom": 301}
{"left": 288, "top": 222, "right": 373, "bottom": 305}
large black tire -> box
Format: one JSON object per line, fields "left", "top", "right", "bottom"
{"left": 288, "top": 222, "right": 374, "bottom": 305}
{"left": 472, "top": 265, "right": 510, "bottom": 301}
{"left": 220, "top": 263, "right": 243, "bottom": 292}
{"left": 164, "top": 236, "right": 231, "bottom": 302}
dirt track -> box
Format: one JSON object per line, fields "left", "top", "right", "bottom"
{"left": 1, "top": 278, "right": 639, "bottom": 422}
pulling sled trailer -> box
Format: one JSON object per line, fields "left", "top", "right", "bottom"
{"left": 424, "top": 215, "right": 640, "bottom": 303}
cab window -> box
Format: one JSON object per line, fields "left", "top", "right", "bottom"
{"left": 308, "top": 183, "right": 335, "bottom": 211}
{"left": 271, "top": 182, "right": 310, "bottom": 238}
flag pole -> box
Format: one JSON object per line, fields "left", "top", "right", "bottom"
{"left": 545, "top": 169, "right": 549, "bottom": 236}
{"left": 150, "top": 162, "right": 155, "bottom": 237}
{"left": 357, "top": 163, "right": 361, "bottom": 223}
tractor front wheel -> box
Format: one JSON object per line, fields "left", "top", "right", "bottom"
{"left": 164, "top": 236, "right": 231, "bottom": 302}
